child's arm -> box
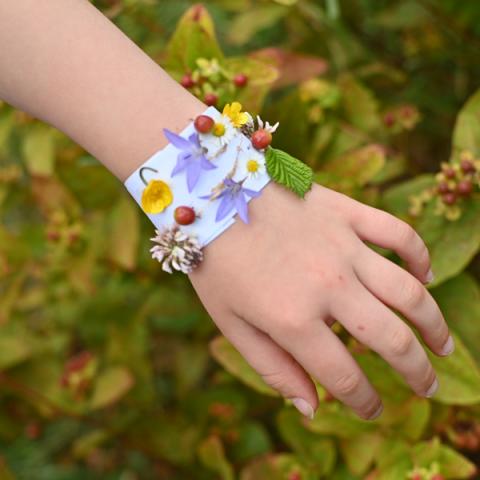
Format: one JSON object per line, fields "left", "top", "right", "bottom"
{"left": 0, "top": 0, "right": 453, "bottom": 421}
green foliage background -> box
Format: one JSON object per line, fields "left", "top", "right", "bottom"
{"left": 2, "top": 1, "right": 480, "bottom": 478}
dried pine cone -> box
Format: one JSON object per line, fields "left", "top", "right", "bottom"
{"left": 150, "top": 225, "right": 203, "bottom": 274}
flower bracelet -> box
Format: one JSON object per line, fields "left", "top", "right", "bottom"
{"left": 124, "top": 102, "right": 313, "bottom": 274}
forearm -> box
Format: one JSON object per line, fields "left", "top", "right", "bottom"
{"left": 0, "top": 0, "right": 205, "bottom": 181}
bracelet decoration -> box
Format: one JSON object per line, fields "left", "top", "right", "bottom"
{"left": 123, "top": 102, "right": 313, "bottom": 274}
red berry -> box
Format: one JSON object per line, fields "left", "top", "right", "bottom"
{"left": 25, "top": 422, "right": 41, "bottom": 440}
{"left": 251, "top": 129, "right": 272, "bottom": 150}
{"left": 233, "top": 73, "right": 248, "bottom": 87}
{"left": 288, "top": 472, "right": 302, "bottom": 480}
{"left": 204, "top": 93, "right": 218, "bottom": 106}
{"left": 442, "top": 192, "right": 457, "bottom": 205}
{"left": 443, "top": 166, "right": 456, "bottom": 179}
{"left": 194, "top": 115, "right": 214, "bottom": 133}
{"left": 47, "top": 230, "right": 60, "bottom": 242}
{"left": 411, "top": 475, "right": 422, "bottom": 480}
{"left": 180, "top": 74, "right": 195, "bottom": 89}
{"left": 431, "top": 475, "right": 444, "bottom": 480}
{"left": 461, "top": 159, "right": 476, "bottom": 174}
{"left": 437, "top": 181, "right": 450, "bottom": 194}
{"left": 174, "top": 206, "right": 196, "bottom": 225}
{"left": 457, "top": 179, "right": 473, "bottom": 196}
{"left": 383, "top": 112, "right": 395, "bottom": 127}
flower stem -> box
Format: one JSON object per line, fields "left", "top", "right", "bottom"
{"left": 139, "top": 166, "right": 158, "bottom": 186}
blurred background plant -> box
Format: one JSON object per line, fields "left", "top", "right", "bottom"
{"left": 1, "top": 1, "right": 480, "bottom": 478}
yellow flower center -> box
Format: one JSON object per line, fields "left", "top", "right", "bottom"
{"left": 247, "top": 159, "right": 261, "bottom": 173}
{"left": 141, "top": 180, "right": 173, "bottom": 214}
{"left": 213, "top": 122, "right": 226, "bottom": 137}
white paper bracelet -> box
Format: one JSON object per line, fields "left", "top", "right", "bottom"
{"left": 123, "top": 104, "right": 273, "bottom": 273}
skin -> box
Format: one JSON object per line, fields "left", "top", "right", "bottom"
{"left": 0, "top": 0, "right": 454, "bottom": 421}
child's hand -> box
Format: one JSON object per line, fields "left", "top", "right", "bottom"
{"left": 189, "top": 181, "right": 453, "bottom": 420}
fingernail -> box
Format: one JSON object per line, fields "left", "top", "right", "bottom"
{"left": 425, "top": 378, "right": 439, "bottom": 398}
{"left": 440, "top": 335, "right": 455, "bottom": 356}
{"left": 292, "top": 397, "right": 314, "bottom": 419}
{"left": 368, "top": 403, "right": 383, "bottom": 420}
{"left": 425, "top": 269, "right": 434, "bottom": 284}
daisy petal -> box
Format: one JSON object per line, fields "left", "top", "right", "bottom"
{"left": 215, "top": 193, "right": 235, "bottom": 222}
{"left": 163, "top": 128, "right": 192, "bottom": 150}
{"left": 234, "top": 192, "right": 249, "bottom": 223}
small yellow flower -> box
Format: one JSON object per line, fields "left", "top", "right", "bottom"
{"left": 141, "top": 180, "right": 173, "bottom": 214}
{"left": 247, "top": 159, "right": 260, "bottom": 173}
{"left": 223, "top": 102, "right": 249, "bottom": 128}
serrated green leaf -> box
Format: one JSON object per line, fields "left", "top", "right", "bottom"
{"left": 265, "top": 147, "right": 313, "bottom": 198}
{"left": 197, "top": 435, "right": 234, "bottom": 480}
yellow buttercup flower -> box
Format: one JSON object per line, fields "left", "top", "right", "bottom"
{"left": 141, "top": 180, "right": 173, "bottom": 214}
{"left": 223, "top": 102, "right": 249, "bottom": 128}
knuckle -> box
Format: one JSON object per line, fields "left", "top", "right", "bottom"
{"left": 333, "top": 371, "right": 362, "bottom": 396}
{"left": 401, "top": 279, "right": 426, "bottom": 310}
{"left": 396, "top": 220, "right": 418, "bottom": 247}
{"left": 388, "top": 325, "right": 415, "bottom": 356}
{"left": 260, "top": 370, "right": 289, "bottom": 392}
{"left": 277, "top": 314, "right": 309, "bottom": 335}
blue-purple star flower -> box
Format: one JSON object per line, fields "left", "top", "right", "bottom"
{"left": 163, "top": 128, "right": 216, "bottom": 192}
{"left": 201, "top": 178, "right": 261, "bottom": 224}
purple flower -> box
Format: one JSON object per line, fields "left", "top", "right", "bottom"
{"left": 163, "top": 129, "right": 216, "bottom": 192}
{"left": 201, "top": 178, "right": 261, "bottom": 224}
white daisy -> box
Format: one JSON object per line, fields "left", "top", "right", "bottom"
{"left": 199, "top": 115, "right": 237, "bottom": 160}
{"left": 237, "top": 149, "right": 267, "bottom": 180}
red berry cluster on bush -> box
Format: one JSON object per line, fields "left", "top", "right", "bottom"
{"left": 178, "top": 57, "right": 248, "bottom": 108}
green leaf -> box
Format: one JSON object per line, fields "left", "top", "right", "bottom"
{"left": 427, "top": 332, "right": 480, "bottom": 404}
{"left": 451, "top": 87, "right": 480, "bottom": 157}
{"left": 223, "top": 56, "right": 278, "bottom": 112}
{"left": 276, "top": 408, "right": 336, "bottom": 476}
{"left": 382, "top": 174, "right": 436, "bottom": 219}
{"left": 163, "top": 4, "right": 224, "bottom": 74}
{"left": 339, "top": 431, "right": 382, "bottom": 476}
{"left": 209, "top": 335, "right": 279, "bottom": 397}
{"left": 431, "top": 272, "right": 480, "bottom": 365}
{"left": 107, "top": 195, "right": 139, "bottom": 270}
{"left": 21, "top": 124, "right": 58, "bottom": 177}
{"left": 416, "top": 199, "right": 480, "bottom": 287}
{"left": 412, "top": 437, "right": 476, "bottom": 479}
{"left": 306, "top": 402, "right": 377, "bottom": 438}
{"left": 265, "top": 147, "right": 313, "bottom": 198}
{"left": 318, "top": 144, "right": 386, "bottom": 194}
{"left": 197, "top": 435, "right": 234, "bottom": 480}
{"left": 338, "top": 74, "right": 380, "bottom": 132}
{"left": 0, "top": 332, "right": 31, "bottom": 371}
{"left": 89, "top": 366, "right": 134, "bottom": 410}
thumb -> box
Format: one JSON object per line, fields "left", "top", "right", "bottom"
{"left": 214, "top": 311, "right": 319, "bottom": 419}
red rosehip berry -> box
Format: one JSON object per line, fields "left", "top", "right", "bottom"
{"left": 174, "top": 206, "right": 196, "bottom": 225}
{"left": 443, "top": 166, "right": 456, "bottom": 179}
{"left": 233, "top": 73, "right": 248, "bottom": 87}
{"left": 25, "top": 422, "right": 41, "bottom": 440}
{"left": 437, "top": 181, "right": 450, "bottom": 194}
{"left": 180, "top": 74, "right": 195, "bottom": 89}
{"left": 204, "top": 93, "right": 218, "bottom": 107}
{"left": 442, "top": 192, "right": 457, "bottom": 205}
{"left": 457, "top": 179, "right": 473, "bottom": 196}
{"left": 251, "top": 129, "right": 272, "bottom": 150}
{"left": 411, "top": 474, "right": 422, "bottom": 480}
{"left": 461, "top": 159, "right": 476, "bottom": 174}
{"left": 194, "top": 115, "right": 214, "bottom": 133}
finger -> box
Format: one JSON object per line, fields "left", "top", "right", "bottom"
{"left": 218, "top": 310, "right": 319, "bottom": 419}
{"left": 267, "top": 316, "right": 383, "bottom": 420}
{"left": 330, "top": 277, "right": 439, "bottom": 398}
{"left": 346, "top": 201, "right": 432, "bottom": 284}
{"left": 353, "top": 241, "right": 454, "bottom": 356}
